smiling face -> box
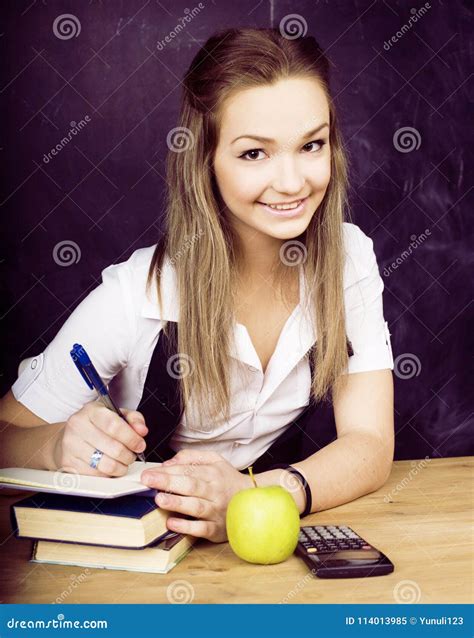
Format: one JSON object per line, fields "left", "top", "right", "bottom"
{"left": 213, "top": 76, "right": 332, "bottom": 252}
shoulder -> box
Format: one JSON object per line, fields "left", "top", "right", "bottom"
{"left": 99, "top": 244, "right": 177, "bottom": 321}
{"left": 101, "top": 244, "right": 157, "bottom": 279}
{"left": 98, "top": 244, "right": 157, "bottom": 297}
{"left": 342, "top": 222, "right": 384, "bottom": 311}
{"left": 342, "top": 222, "right": 379, "bottom": 287}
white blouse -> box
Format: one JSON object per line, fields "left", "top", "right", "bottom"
{"left": 12, "top": 222, "right": 394, "bottom": 470}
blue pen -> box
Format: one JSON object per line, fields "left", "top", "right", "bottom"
{"left": 70, "top": 343, "right": 146, "bottom": 463}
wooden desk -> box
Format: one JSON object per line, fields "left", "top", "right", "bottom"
{"left": 0, "top": 457, "right": 472, "bottom": 604}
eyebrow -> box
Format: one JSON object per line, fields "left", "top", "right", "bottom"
{"left": 231, "top": 123, "right": 329, "bottom": 145}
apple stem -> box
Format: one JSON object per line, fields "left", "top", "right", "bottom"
{"left": 248, "top": 465, "right": 258, "bottom": 488}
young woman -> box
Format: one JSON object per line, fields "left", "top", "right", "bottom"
{"left": 0, "top": 28, "right": 394, "bottom": 543}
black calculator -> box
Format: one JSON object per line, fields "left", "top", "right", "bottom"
{"left": 296, "top": 525, "right": 394, "bottom": 578}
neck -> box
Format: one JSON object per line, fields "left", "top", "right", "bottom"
{"left": 232, "top": 223, "right": 284, "bottom": 282}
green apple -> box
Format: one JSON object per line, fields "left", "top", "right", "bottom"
{"left": 226, "top": 466, "right": 300, "bottom": 564}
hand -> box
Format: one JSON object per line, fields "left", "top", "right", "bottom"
{"left": 53, "top": 400, "right": 148, "bottom": 476}
{"left": 141, "top": 449, "right": 252, "bottom": 543}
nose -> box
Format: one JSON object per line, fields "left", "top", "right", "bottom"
{"left": 272, "top": 154, "right": 306, "bottom": 195}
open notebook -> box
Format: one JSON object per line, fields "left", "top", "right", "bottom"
{"left": 0, "top": 461, "right": 162, "bottom": 498}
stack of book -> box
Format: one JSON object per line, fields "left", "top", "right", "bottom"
{"left": 2, "top": 462, "right": 196, "bottom": 574}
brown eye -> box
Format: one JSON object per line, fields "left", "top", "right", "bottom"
{"left": 303, "top": 139, "right": 326, "bottom": 152}
{"left": 239, "top": 149, "right": 265, "bottom": 161}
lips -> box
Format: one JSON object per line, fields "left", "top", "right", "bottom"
{"left": 257, "top": 198, "right": 307, "bottom": 218}
{"left": 258, "top": 197, "right": 306, "bottom": 210}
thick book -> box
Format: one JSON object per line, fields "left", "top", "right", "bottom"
{"left": 10, "top": 491, "right": 173, "bottom": 549}
{"left": 31, "top": 533, "right": 196, "bottom": 574}
{"left": 0, "top": 461, "right": 161, "bottom": 498}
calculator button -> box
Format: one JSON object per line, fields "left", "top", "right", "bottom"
{"left": 306, "top": 547, "right": 317, "bottom": 553}
{"left": 361, "top": 545, "right": 372, "bottom": 550}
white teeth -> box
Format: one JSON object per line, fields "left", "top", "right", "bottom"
{"left": 265, "top": 200, "right": 302, "bottom": 211}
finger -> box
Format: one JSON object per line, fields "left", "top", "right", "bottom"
{"left": 119, "top": 408, "right": 149, "bottom": 437}
{"left": 163, "top": 448, "right": 223, "bottom": 466}
{"left": 155, "top": 492, "right": 212, "bottom": 520}
{"left": 73, "top": 439, "right": 129, "bottom": 477}
{"left": 140, "top": 469, "right": 210, "bottom": 500}
{"left": 145, "top": 462, "right": 218, "bottom": 483}
{"left": 88, "top": 405, "right": 146, "bottom": 454}
{"left": 81, "top": 423, "right": 137, "bottom": 466}
{"left": 63, "top": 457, "right": 111, "bottom": 478}
{"left": 166, "top": 516, "right": 218, "bottom": 541}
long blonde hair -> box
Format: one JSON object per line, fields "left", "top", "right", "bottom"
{"left": 146, "top": 27, "right": 351, "bottom": 430}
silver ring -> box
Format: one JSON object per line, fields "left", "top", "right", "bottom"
{"left": 89, "top": 448, "right": 104, "bottom": 469}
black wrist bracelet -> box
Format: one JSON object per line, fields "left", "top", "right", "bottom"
{"left": 269, "top": 463, "right": 312, "bottom": 517}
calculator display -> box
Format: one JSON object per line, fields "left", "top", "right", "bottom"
{"left": 320, "top": 549, "right": 382, "bottom": 563}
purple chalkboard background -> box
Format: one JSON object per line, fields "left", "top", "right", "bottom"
{"left": 1, "top": 0, "right": 472, "bottom": 461}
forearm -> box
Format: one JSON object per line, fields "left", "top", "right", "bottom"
{"left": 253, "top": 431, "right": 393, "bottom": 515}
{"left": 0, "top": 422, "right": 64, "bottom": 470}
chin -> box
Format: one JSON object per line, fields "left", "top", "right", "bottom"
{"left": 263, "top": 219, "right": 311, "bottom": 240}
